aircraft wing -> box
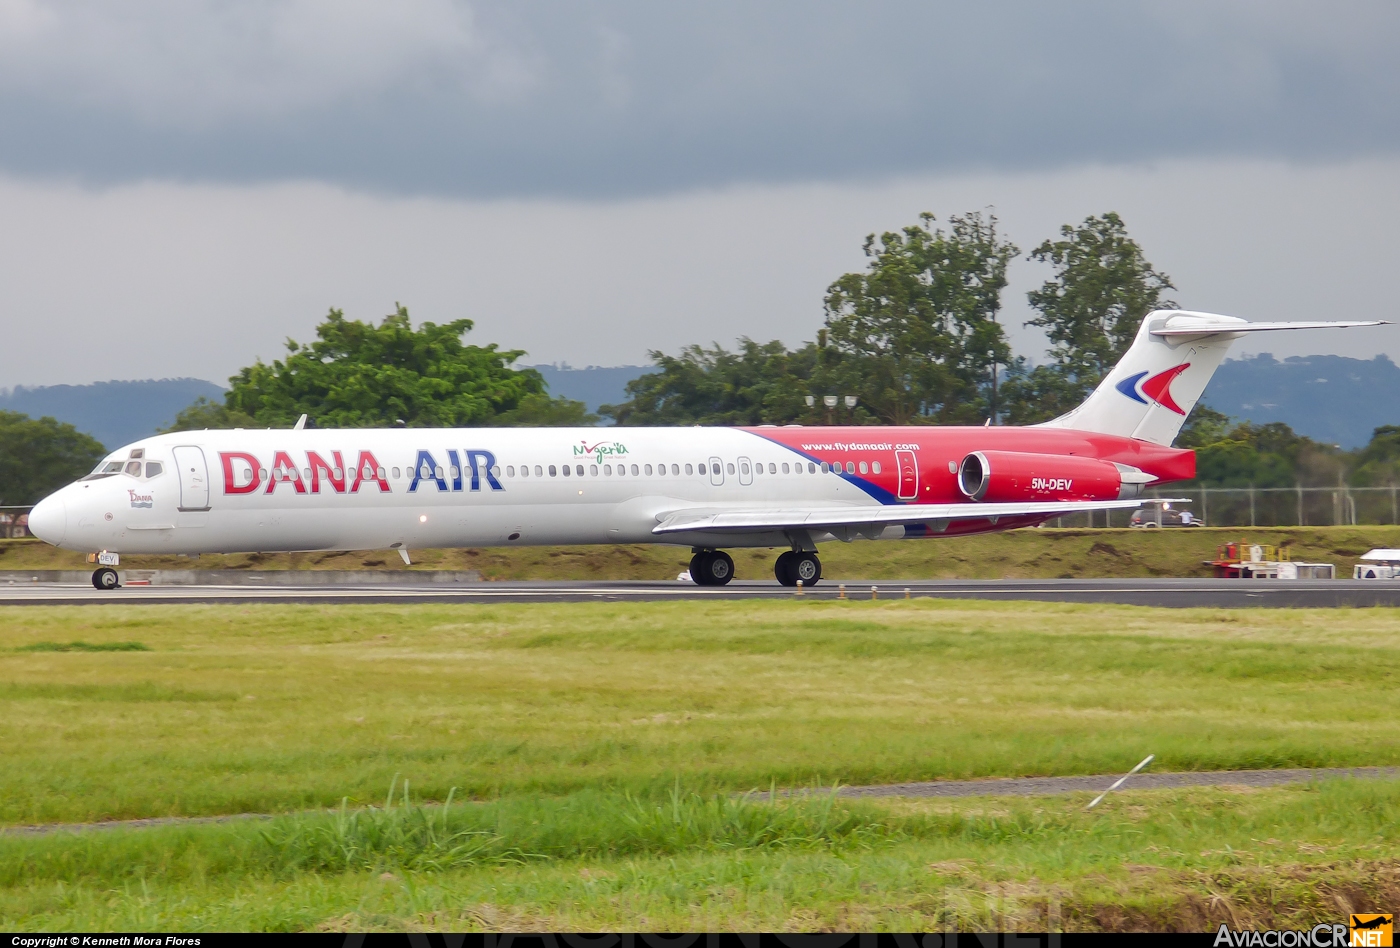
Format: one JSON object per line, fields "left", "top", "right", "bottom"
{"left": 653, "top": 498, "right": 1173, "bottom": 536}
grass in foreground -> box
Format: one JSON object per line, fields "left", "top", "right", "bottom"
{"left": 2, "top": 780, "right": 1397, "bottom": 931}
{"left": 1, "top": 599, "right": 1399, "bottom": 825}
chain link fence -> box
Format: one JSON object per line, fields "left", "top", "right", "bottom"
{"left": 1055, "top": 486, "right": 1400, "bottom": 529}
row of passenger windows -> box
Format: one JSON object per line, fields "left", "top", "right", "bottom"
{"left": 498, "top": 459, "right": 882, "bottom": 478}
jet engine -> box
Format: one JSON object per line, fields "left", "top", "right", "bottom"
{"left": 956, "top": 450, "right": 1154, "bottom": 503}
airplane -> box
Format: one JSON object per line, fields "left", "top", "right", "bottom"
{"left": 25, "top": 310, "right": 1386, "bottom": 590}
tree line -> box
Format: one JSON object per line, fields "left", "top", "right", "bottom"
{"left": 3, "top": 211, "right": 1399, "bottom": 508}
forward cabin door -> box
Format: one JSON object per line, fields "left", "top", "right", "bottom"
{"left": 738, "top": 456, "right": 754, "bottom": 486}
{"left": 896, "top": 450, "right": 918, "bottom": 500}
{"left": 173, "top": 446, "right": 211, "bottom": 511}
{"left": 708, "top": 456, "right": 724, "bottom": 487}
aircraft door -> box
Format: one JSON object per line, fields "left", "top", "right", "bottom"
{"left": 173, "top": 446, "right": 211, "bottom": 511}
{"left": 708, "top": 456, "right": 724, "bottom": 487}
{"left": 738, "top": 456, "right": 753, "bottom": 486}
{"left": 896, "top": 450, "right": 918, "bottom": 500}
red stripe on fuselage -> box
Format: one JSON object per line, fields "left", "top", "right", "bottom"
{"left": 741, "top": 426, "right": 1194, "bottom": 503}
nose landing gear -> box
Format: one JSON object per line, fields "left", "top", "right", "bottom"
{"left": 774, "top": 551, "right": 821, "bottom": 587}
{"left": 690, "top": 550, "right": 735, "bottom": 586}
{"left": 92, "top": 567, "right": 120, "bottom": 590}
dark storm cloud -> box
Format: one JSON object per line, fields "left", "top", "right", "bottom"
{"left": 0, "top": 0, "right": 1396, "bottom": 197}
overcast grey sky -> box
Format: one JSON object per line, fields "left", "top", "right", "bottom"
{"left": 1, "top": 1, "right": 1397, "bottom": 385}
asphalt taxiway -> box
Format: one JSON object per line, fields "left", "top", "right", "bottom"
{"left": 4, "top": 577, "right": 1400, "bottom": 607}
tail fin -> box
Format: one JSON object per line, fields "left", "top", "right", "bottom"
{"left": 1038, "top": 310, "right": 1386, "bottom": 445}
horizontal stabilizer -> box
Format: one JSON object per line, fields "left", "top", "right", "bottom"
{"left": 1151, "top": 318, "right": 1388, "bottom": 336}
{"left": 653, "top": 498, "right": 1182, "bottom": 536}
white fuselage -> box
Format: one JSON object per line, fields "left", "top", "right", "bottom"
{"left": 32, "top": 427, "right": 887, "bottom": 555}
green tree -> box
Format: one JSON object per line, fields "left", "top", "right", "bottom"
{"left": 1002, "top": 213, "right": 1176, "bottom": 423}
{"left": 1190, "top": 419, "right": 1343, "bottom": 488}
{"left": 1349, "top": 425, "right": 1400, "bottom": 486}
{"left": 0, "top": 411, "right": 106, "bottom": 506}
{"left": 175, "top": 304, "right": 586, "bottom": 429}
{"left": 160, "top": 397, "right": 256, "bottom": 433}
{"left": 822, "top": 211, "right": 1017, "bottom": 425}
{"left": 603, "top": 339, "right": 819, "bottom": 426}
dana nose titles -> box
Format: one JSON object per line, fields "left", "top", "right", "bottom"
{"left": 27, "top": 494, "right": 67, "bottom": 545}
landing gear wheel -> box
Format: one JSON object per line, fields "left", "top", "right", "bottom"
{"left": 790, "top": 552, "right": 821, "bottom": 587}
{"left": 690, "top": 550, "right": 735, "bottom": 586}
{"left": 92, "top": 567, "right": 120, "bottom": 590}
{"left": 775, "top": 551, "right": 802, "bottom": 586}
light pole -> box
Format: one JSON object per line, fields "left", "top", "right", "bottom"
{"left": 844, "top": 394, "right": 858, "bottom": 424}
{"left": 987, "top": 349, "right": 998, "bottom": 425}
{"left": 823, "top": 395, "right": 838, "bottom": 426}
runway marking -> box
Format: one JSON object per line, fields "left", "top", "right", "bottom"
{"left": 5, "top": 578, "right": 1400, "bottom": 608}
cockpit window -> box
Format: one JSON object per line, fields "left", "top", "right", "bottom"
{"left": 81, "top": 460, "right": 125, "bottom": 481}
{"left": 145, "top": 462, "right": 163, "bottom": 478}
{"left": 124, "top": 461, "right": 143, "bottom": 476}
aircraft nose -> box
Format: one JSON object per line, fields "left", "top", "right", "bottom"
{"left": 27, "top": 494, "right": 67, "bottom": 545}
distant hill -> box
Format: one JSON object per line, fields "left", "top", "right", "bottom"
{"left": 4, "top": 355, "right": 1392, "bottom": 449}
{"left": 0, "top": 379, "right": 225, "bottom": 450}
{"left": 526, "top": 364, "right": 650, "bottom": 417}
{"left": 1202, "top": 353, "right": 1400, "bottom": 450}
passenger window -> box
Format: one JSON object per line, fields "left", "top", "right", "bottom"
{"left": 144, "top": 462, "right": 163, "bottom": 477}
{"left": 548, "top": 465, "right": 557, "bottom": 477}
{"left": 685, "top": 463, "right": 693, "bottom": 475}
{"left": 645, "top": 464, "right": 653, "bottom": 476}
{"left": 492, "top": 465, "right": 502, "bottom": 479}
{"left": 450, "top": 466, "right": 460, "bottom": 478}
{"left": 726, "top": 463, "right": 735, "bottom": 475}
{"left": 590, "top": 465, "right": 598, "bottom": 476}
{"left": 740, "top": 462, "right": 750, "bottom": 475}
{"left": 820, "top": 462, "right": 829, "bottom": 473}
{"left": 520, "top": 466, "right": 529, "bottom": 478}
{"left": 631, "top": 464, "right": 639, "bottom": 476}
{"left": 562, "top": 465, "right": 571, "bottom": 477}
{"left": 506, "top": 466, "right": 515, "bottom": 477}
{"left": 671, "top": 464, "right": 680, "bottom": 475}
{"left": 574, "top": 465, "right": 583, "bottom": 476}
{"left": 125, "top": 461, "right": 143, "bottom": 476}
{"left": 809, "top": 462, "right": 817, "bottom": 473}
{"left": 846, "top": 462, "right": 855, "bottom": 474}
{"left": 534, "top": 465, "right": 543, "bottom": 477}
{"left": 604, "top": 464, "right": 612, "bottom": 475}
{"left": 872, "top": 461, "right": 881, "bottom": 474}
{"left": 302, "top": 468, "right": 311, "bottom": 480}
{"left": 782, "top": 462, "right": 790, "bottom": 474}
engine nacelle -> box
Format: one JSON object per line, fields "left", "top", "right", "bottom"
{"left": 957, "top": 450, "right": 1151, "bottom": 503}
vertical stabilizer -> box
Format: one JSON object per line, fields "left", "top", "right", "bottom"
{"left": 1038, "top": 310, "right": 1386, "bottom": 445}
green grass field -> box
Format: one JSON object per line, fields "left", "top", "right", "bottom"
{"left": 5, "top": 524, "right": 1400, "bottom": 580}
{"left": 2, "top": 598, "right": 1398, "bottom": 930}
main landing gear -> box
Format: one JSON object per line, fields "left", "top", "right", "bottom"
{"left": 688, "top": 548, "right": 823, "bottom": 587}
{"left": 690, "top": 549, "right": 735, "bottom": 586}
{"left": 92, "top": 568, "right": 120, "bottom": 590}
{"left": 774, "top": 550, "right": 821, "bottom": 587}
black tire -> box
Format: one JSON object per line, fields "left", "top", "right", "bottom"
{"left": 92, "top": 567, "right": 120, "bottom": 590}
{"left": 691, "top": 550, "right": 734, "bottom": 586}
{"left": 686, "top": 551, "right": 711, "bottom": 579}
{"left": 791, "top": 552, "right": 821, "bottom": 586}
{"left": 774, "top": 551, "right": 798, "bottom": 586}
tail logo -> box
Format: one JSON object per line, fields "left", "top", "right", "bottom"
{"left": 1115, "top": 363, "right": 1191, "bottom": 415}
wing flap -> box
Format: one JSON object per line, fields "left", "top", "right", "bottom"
{"left": 653, "top": 498, "right": 1173, "bottom": 535}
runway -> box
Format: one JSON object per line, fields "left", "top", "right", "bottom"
{"left": 5, "top": 576, "right": 1400, "bottom": 607}
{"left": 7, "top": 766, "right": 1397, "bottom": 836}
